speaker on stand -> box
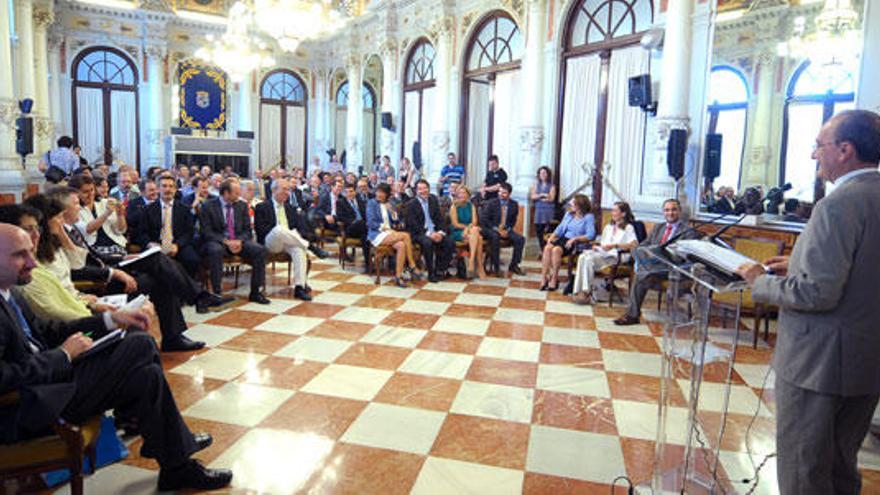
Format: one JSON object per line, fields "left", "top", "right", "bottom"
{"left": 667, "top": 128, "right": 688, "bottom": 198}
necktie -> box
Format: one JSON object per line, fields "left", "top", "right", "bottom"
{"left": 660, "top": 224, "right": 673, "bottom": 244}
{"left": 500, "top": 204, "right": 508, "bottom": 229}
{"left": 161, "top": 202, "right": 173, "bottom": 251}
{"left": 421, "top": 199, "right": 434, "bottom": 233}
{"left": 277, "top": 203, "right": 289, "bottom": 230}
{"left": 5, "top": 295, "right": 42, "bottom": 351}
{"left": 350, "top": 199, "right": 361, "bottom": 221}
{"left": 225, "top": 203, "right": 236, "bottom": 240}
{"left": 289, "top": 191, "right": 299, "bottom": 209}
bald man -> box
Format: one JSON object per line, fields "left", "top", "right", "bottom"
{"left": 0, "top": 224, "right": 232, "bottom": 491}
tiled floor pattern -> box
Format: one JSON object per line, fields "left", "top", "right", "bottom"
{"left": 62, "top": 256, "right": 880, "bottom": 494}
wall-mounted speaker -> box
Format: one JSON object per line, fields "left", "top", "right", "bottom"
{"left": 381, "top": 112, "right": 393, "bottom": 130}
{"left": 16, "top": 117, "right": 33, "bottom": 156}
{"left": 412, "top": 141, "right": 422, "bottom": 168}
{"left": 703, "top": 133, "right": 723, "bottom": 180}
{"left": 667, "top": 128, "right": 688, "bottom": 180}
{"left": 628, "top": 74, "right": 651, "bottom": 107}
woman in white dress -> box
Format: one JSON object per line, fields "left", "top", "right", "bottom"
{"left": 571, "top": 201, "right": 638, "bottom": 304}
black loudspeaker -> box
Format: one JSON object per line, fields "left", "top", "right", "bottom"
{"left": 666, "top": 128, "right": 688, "bottom": 180}
{"left": 170, "top": 127, "right": 192, "bottom": 136}
{"left": 15, "top": 117, "right": 33, "bottom": 156}
{"left": 412, "top": 141, "right": 422, "bottom": 168}
{"left": 381, "top": 112, "right": 393, "bottom": 130}
{"left": 703, "top": 133, "right": 723, "bottom": 180}
{"left": 628, "top": 74, "right": 651, "bottom": 107}
{"left": 237, "top": 130, "right": 255, "bottom": 139}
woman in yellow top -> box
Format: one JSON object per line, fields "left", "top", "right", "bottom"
{"left": 449, "top": 187, "right": 487, "bottom": 279}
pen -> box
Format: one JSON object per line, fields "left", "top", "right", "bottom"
{"left": 84, "top": 332, "right": 93, "bottom": 338}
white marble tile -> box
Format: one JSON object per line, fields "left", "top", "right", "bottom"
{"left": 535, "top": 364, "right": 610, "bottom": 398}
{"left": 398, "top": 299, "right": 451, "bottom": 315}
{"left": 601, "top": 349, "right": 663, "bottom": 377}
{"left": 273, "top": 336, "right": 353, "bottom": 363}
{"left": 305, "top": 279, "right": 341, "bottom": 292}
{"left": 183, "top": 305, "right": 228, "bottom": 323}
{"left": 676, "top": 380, "right": 772, "bottom": 417}
{"left": 170, "top": 348, "right": 266, "bottom": 381}
{"left": 340, "top": 403, "right": 446, "bottom": 455}
{"left": 493, "top": 307, "right": 544, "bottom": 325}
{"left": 541, "top": 327, "right": 600, "bottom": 348}
{"left": 453, "top": 293, "right": 502, "bottom": 307}
{"left": 611, "top": 399, "right": 690, "bottom": 445}
{"left": 209, "top": 428, "right": 335, "bottom": 494}
{"left": 476, "top": 337, "right": 541, "bottom": 363}
{"left": 594, "top": 316, "right": 653, "bottom": 336}
{"left": 544, "top": 299, "right": 593, "bottom": 316}
{"left": 330, "top": 305, "right": 392, "bottom": 325}
{"left": 184, "top": 382, "right": 293, "bottom": 427}
{"left": 411, "top": 457, "right": 524, "bottom": 495}
{"left": 399, "top": 349, "right": 474, "bottom": 379}
{"left": 371, "top": 285, "right": 420, "bottom": 298}
{"left": 311, "top": 291, "right": 364, "bottom": 306}
{"left": 359, "top": 325, "right": 427, "bottom": 349}
{"left": 56, "top": 463, "right": 158, "bottom": 495}
{"left": 717, "top": 451, "right": 779, "bottom": 495}
{"left": 183, "top": 323, "right": 245, "bottom": 348}
{"left": 346, "top": 274, "right": 378, "bottom": 285}
{"left": 526, "top": 425, "right": 626, "bottom": 483}
{"left": 238, "top": 298, "right": 302, "bottom": 314}
{"left": 254, "top": 314, "right": 324, "bottom": 335}
{"left": 300, "top": 364, "right": 393, "bottom": 401}
{"left": 504, "top": 287, "right": 545, "bottom": 300}
{"left": 734, "top": 363, "right": 775, "bottom": 390}
{"left": 470, "top": 277, "right": 511, "bottom": 287}
{"left": 431, "top": 316, "right": 491, "bottom": 336}
{"left": 450, "top": 381, "right": 535, "bottom": 423}
{"left": 429, "top": 281, "right": 467, "bottom": 293}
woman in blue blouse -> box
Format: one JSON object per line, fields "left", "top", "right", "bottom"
{"left": 539, "top": 194, "right": 596, "bottom": 291}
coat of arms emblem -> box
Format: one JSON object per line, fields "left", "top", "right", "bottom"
{"left": 196, "top": 91, "right": 210, "bottom": 109}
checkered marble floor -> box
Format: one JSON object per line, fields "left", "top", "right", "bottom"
{"left": 63, "top": 257, "right": 880, "bottom": 494}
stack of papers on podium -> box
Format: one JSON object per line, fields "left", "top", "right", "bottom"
{"left": 669, "top": 239, "right": 759, "bottom": 276}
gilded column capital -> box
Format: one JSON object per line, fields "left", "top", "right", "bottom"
{"left": 32, "top": 8, "right": 54, "bottom": 29}
{"left": 144, "top": 44, "right": 167, "bottom": 61}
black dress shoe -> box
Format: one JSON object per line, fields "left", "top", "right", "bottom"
{"left": 162, "top": 335, "right": 206, "bottom": 352}
{"left": 193, "top": 432, "right": 213, "bottom": 453}
{"left": 249, "top": 293, "right": 271, "bottom": 304}
{"left": 304, "top": 285, "right": 313, "bottom": 293}
{"left": 614, "top": 315, "right": 641, "bottom": 326}
{"left": 157, "top": 459, "right": 232, "bottom": 492}
{"left": 428, "top": 274, "right": 440, "bottom": 283}
{"left": 309, "top": 246, "right": 330, "bottom": 259}
{"left": 509, "top": 265, "right": 525, "bottom": 276}
{"left": 195, "top": 292, "right": 234, "bottom": 313}
{"left": 294, "top": 286, "right": 312, "bottom": 301}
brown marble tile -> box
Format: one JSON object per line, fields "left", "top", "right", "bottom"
{"left": 380, "top": 311, "right": 440, "bottom": 329}
{"left": 592, "top": 305, "right": 626, "bottom": 318}
{"left": 672, "top": 360, "right": 747, "bottom": 385}
{"left": 205, "top": 309, "right": 275, "bottom": 329}
{"left": 417, "top": 332, "right": 483, "bottom": 355}
{"left": 466, "top": 357, "right": 538, "bottom": 388}
{"left": 539, "top": 343, "right": 604, "bottom": 368}
{"left": 124, "top": 417, "right": 248, "bottom": 469}
{"left": 412, "top": 289, "right": 459, "bottom": 302}
{"left": 544, "top": 312, "right": 597, "bottom": 331}
{"left": 861, "top": 469, "right": 880, "bottom": 495}
{"left": 335, "top": 343, "right": 412, "bottom": 370}
{"left": 331, "top": 282, "right": 378, "bottom": 294}
{"left": 463, "top": 284, "right": 507, "bottom": 296}
{"left": 620, "top": 437, "right": 735, "bottom": 492}
{"left": 303, "top": 443, "right": 425, "bottom": 495}
{"left": 522, "top": 473, "right": 614, "bottom": 494}
{"left": 373, "top": 372, "right": 463, "bottom": 412}
{"left": 235, "top": 356, "right": 326, "bottom": 390}
{"left": 218, "top": 330, "right": 298, "bottom": 355}
{"left": 354, "top": 295, "right": 407, "bottom": 310}
{"left": 508, "top": 279, "right": 542, "bottom": 289}
{"left": 164, "top": 373, "right": 226, "bottom": 410}
{"left": 696, "top": 411, "right": 776, "bottom": 454}
{"left": 487, "top": 321, "right": 544, "bottom": 341}
{"left": 532, "top": 390, "right": 617, "bottom": 435}
{"left": 308, "top": 319, "right": 375, "bottom": 340}
{"left": 499, "top": 296, "right": 546, "bottom": 312}
{"left": 606, "top": 372, "right": 688, "bottom": 407}
{"left": 312, "top": 271, "right": 356, "bottom": 282}
{"left": 259, "top": 392, "right": 367, "bottom": 439}
{"left": 729, "top": 345, "right": 774, "bottom": 365}
{"left": 444, "top": 303, "right": 497, "bottom": 319}
{"left": 160, "top": 347, "right": 209, "bottom": 372}
{"left": 285, "top": 302, "right": 345, "bottom": 318}
{"left": 598, "top": 332, "right": 662, "bottom": 353}
{"left": 546, "top": 291, "right": 572, "bottom": 302}
{"left": 430, "top": 413, "right": 531, "bottom": 470}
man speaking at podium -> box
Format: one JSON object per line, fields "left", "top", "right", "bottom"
{"left": 737, "top": 110, "right": 880, "bottom": 495}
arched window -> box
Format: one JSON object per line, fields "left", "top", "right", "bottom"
{"left": 781, "top": 60, "right": 856, "bottom": 202}
{"left": 335, "top": 81, "right": 379, "bottom": 166}
{"left": 557, "top": 0, "right": 653, "bottom": 209}
{"left": 259, "top": 69, "right": 308, "bottom": 171}
{"left": 335, "top": 81, "right": 375, "bottom": 110}
{"left": 402, "top": 39, "right": 436, "bottom": 166}
{"left": 706, "top": 66, "right": 749, "bottom": 191}
{"left": 72, "top": 46, "right": 140, "bottom": 168}
{"left": 460, "top": 12, "right": 523, "bottom": 191}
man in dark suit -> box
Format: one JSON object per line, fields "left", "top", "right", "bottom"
{"left": 337, "top": 183, "right": 370, "bottom": 270}
{"left": 614, "top": 198, "right": 701, "bottom": 325}
{"left": 199, "top": 178, "right": 270, "bottom": 304}
{"left": 0, "top": 224, "right": 232, "bottom": 491}
{"left": 254, "top": 178, "right": 311, "bottom": 301}
{"left": 479, "top": 182, "right": 525, "bottom": 276}
{"left": 405, "top": 179, "right": 454, "bottom": 283}
{"left": 317, "top": 180, "right": 344, "bottom": 230}
{"left": 181, "top": 176, "right": 215, "bottom": 216}
{"left": 125, "top": 179, "right": 157, "bottom": 238}
{"left": 136, "top": 174, "right": 201, "bottom": 277}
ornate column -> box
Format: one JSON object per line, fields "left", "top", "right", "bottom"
{"left": 0, "top": 0, "right": 25, "bottom": 200}
{"left": 144, "top": 45, "right": 167, "bottom": 167}
{"left": 428, "top": 16, "right": 453, "bottom": 182}
{"left": 345, "top": 55, "right": 363, "bottom": 171}
{"left": 47, "top": 32, "right": 63, "bottom": 136}
{"left": 310, "top": 68, "right": 329, "bottom": 172}
{"left": 516, "top": 0, "right": 546, "bottom": 201}
{"left": 32, "top": 6, "right": 54, "bottom": 155}
{"left": 744, "top": 52, "right": 776, "bottom": 188}
{"left": 236, "top": 70, "right": 253, "bottom": 133}
{"left": 857, "top": 0, "right": 880, "bottom": 112}
{"left": 379, "top": 39, "right": 399, "bottom": 161}
{"left": 16, "top": 0, "right": 36, "bottom": 102}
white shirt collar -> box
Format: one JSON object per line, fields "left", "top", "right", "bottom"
{"left": 833, "top": 167, "right": 879, "bottom": 188}
{"left": 0, "top": 288, "right": 10, "bottom": 301}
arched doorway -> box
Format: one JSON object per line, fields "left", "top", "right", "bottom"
{"left": 259, "top": 69, "right": 308, "bottom": 171}
{"left": 460, "top": 12, "right": 523, "bottom": 191}
{"left": 706, "top": 65, "right": 750, "bottom": 191}
{"left": 71, "top": 46, "right": 140, "bottom": 168}
{"left": 336, "top": 80, "right": 378, "bottom": 170}
{"left": 402, "top": 38, "right": 436, "bottom": 167}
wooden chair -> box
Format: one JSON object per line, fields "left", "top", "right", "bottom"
{"left": 266, "top": 251, "right": 292, "bottom": 287}
{"left": 594, "top": 248, "right": 635, "bottom": 307}
{"left": 712, "top": 237, "right": 784, "bottom": 348}
{"left": 336, "top": 223, "right": 363, "bottom": 270}
{"left": 370, "top": 245, "right": 396, "bottom": 284}
{"left": 0, "top": 392, "right": 102, "bottom": 495}
{"left": 72, "top": 280, "right": 106, "bottom": 296}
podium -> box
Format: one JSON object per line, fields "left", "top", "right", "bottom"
{"left": 638, "top": 246, "right": 749, "bottom": 494}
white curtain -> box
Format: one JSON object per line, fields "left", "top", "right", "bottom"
{"left": 421, "top": 87, "right": 436, "bottom": 164}
{"left": 491, "top": 70, "right": 522, "bottom": 185}
{"left": 76, "top": 87, "right": 104, "bottom": 165}
{"left": 559, "top": 54, "right": 601, "bottom": 199}
{"left": 403, "top": 91, "right": 421, "bottom": 161}
{"left": 466, "top": 81, "right": 490, "bottom": 190}
{"left": 286, "top": 106, "right": 306, "bottom": 168}
{"left": 335, "top": 108, "right": 347, "bottom": 155}
{"left": 110, "top": 91, "right": 137, "bottom": 168}
{"left": 260, "top": 104, "right": 282, "bottom": 170}
{"left": 363, "top": 110, "right": 375, "bottom": 169}
{"left": 603, "top": 45, "right": 649, "bottom": 207}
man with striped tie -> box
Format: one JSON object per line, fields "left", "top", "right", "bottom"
{"left": 137, "top": 174, "right": 202, "bottom": 278}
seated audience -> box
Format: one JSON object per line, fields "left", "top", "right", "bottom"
{"left": 480, "top": 155, "right": 507, "bottom": 200}
{"left": 199, "top": 178, "right": 270, "bottom": 305}
{"left": 405, "top": 180, "right": 455, "bottom": 283}
{"left": 571, "top": 201, "right": 638, "bottom": 304}
{"left": 110, "top": 169, "right": 139, "bottom": 206}
{"left": 317, "top": 180, "right": 344, "bottom": 231}
{"left": 0, "top": 223, "right": 233, "bottom": 491}
{"left": 539, "top": 194, "right": 596, "bottom": 291}
{"left": 357, "top": 178, "right": 372, "bottom": 202}
{"left": 337, "top": 183, "right": 371, "bottom": 270}
{"left": 208, "top": 173, "right": 223, "bottom": 196}
{"left": 709, "top": 186, "right": 737, "bottom": 214}
{"left": 182, "top": 176, "right": 214, "bottom": 215}
{"left": 71, "top": 174, "right": 128, "bottom": 263}
{"left": 438, "top": 152, "right": 464, "bottom": 196}
{"left": 530, "top": 166, "right": 556, "bottom": 251}
{"left": 254, "top": 179, "right": 312, "bottom": 301}
{"left": 479, "top": 182, "right": 525, "bottom": 276}
{"left": 736, "top": 186, "right": 764, "bottom": 215}
{"left": 39, "top": 136, "right": 80, "bottom": 183}
{"left": 125, "top": 179, "right": 157, "bottom": 240}
{"left": 366, "top": 184, "right": 421, "bottom": 287}
{"left": 93, "top": 176, "right": 110, "bottom": 201}
{"left": 389, "top": 179, "right": 410, "bottom": 208}
{"left": 377, "top": 156, "right": 395, "bottom": 182}
{"left": 449, "top": 186, "right": 487, "bottom": 279}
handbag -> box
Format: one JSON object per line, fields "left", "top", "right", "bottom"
{"left": 44, "top": 152, "right": 67, "bottom": 183}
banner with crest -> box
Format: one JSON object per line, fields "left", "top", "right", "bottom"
{"left": 178, "top": 60, "right": 227, "bottom": 130}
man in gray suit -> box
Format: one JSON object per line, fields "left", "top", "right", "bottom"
{"left": 615, "top": 198, "right": 700, "bottom": 325}
{"left": 737, "top": 110, "right": 880, "bottom": 495}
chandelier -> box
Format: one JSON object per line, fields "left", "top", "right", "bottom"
{"left": 776, "top": 0, "right": 861, "bottom": 68}
{"left": 253, "top": 0, "right": 354, "bottom": 53}
{"left": 194, "top": 2, "right": 276, "bottom": 82}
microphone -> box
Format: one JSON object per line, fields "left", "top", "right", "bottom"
{"left": 658, "top": 211, "right": 731, "bottom": 250}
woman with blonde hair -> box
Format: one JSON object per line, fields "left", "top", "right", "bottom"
{"left": 449, "top": 186, "right": 487, "bottom": 279}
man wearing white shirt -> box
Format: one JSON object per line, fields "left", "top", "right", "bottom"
{"left": 254, "top": 179, "right": 312, "bottom": 301}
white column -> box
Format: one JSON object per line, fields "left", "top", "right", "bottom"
{"left": 429, "top": 17, "right": 453, "bottom": 182}
{"left": 237, "top": 71, "right": 253, "bottom": 132}
{"left": 16, "top": 0, "right": 39, "bottom": 172}
{"left": 516, "top": 0, "right": 546, "bottom": 201}
{"left": 857, "top": 0, "right": 880, "bottom": 112}
{"left": 0, "top": 0, "right": 25, "bottom": 198}
{"left": 310, "top": 69, "right": 328, "bottom": 171}
{"left": 379, "top": 40, "right": 399, "bottom": 161}
{"left": 47, "top": 33, "right": 63, "bottom": 137}
{"left": 144, "top": 45, "right": 166, "bottom": 167}
{"left": 32, "top": 6, "right": 53, "bottom": 155}
{"left": 744, "top": 51, "right": 776, "bottom": 188}
{"left": 345, "top": 55, "right": 363, "bottom": 171}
